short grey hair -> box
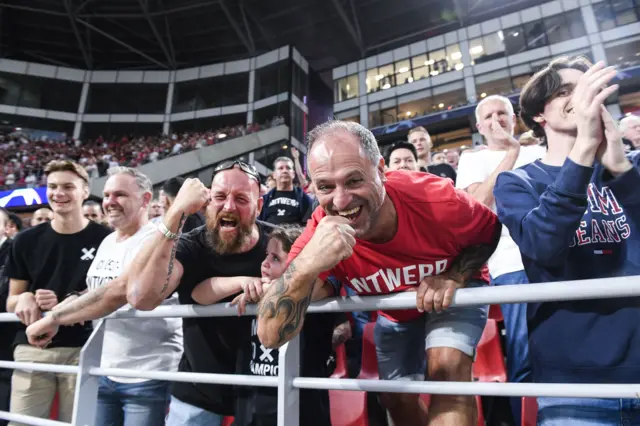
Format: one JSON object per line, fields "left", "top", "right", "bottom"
{"left": 107, "top": 166, "right": 153, "bottom": 194}
{"left": 306, "top": 120, "right": 381, "bottom": 170}
{"left": 619, "top": 115, "right": 640, "bottom": 134}
{"left": 475, "top": 95, "right": 515, "bottom": 123}
{"left": 273, "top": 156, "right": 293, "bottom": 169}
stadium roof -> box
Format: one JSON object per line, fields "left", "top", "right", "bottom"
{"left": 1, "top": 0, "right": 546, "bottom": 74}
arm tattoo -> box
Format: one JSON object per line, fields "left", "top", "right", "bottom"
{"left": 450, "top": 222, "right": 501, "bottom": 283}
{"left": 51, "top": 285, "right": 109, "bottom": 322}
{"left": 161, "top": 213, "right": 186, "bottom": 295}
{"left": 257, "top": 261, "right": 314, "bottom": 347}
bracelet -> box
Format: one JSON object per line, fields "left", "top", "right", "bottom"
{"left": 64, "top": 291, "right": 82, "bottom": 300}
{"left": 157, "top": 221, "right": 181, "bottom": 240}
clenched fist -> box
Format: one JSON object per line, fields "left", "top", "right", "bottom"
{"left": 170, "top": 178, "right": 211, "bottom": 216}
{"left": 26, "top": 315, "right": 59, "bottom": 348}
{"left": 35, "top": 289, "right": 58, "bottom": 311}
{"left": 300, "top": 216, "right": 356, "bottom": 275}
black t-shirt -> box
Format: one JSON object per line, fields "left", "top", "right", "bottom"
{"left": 422, "top": 164, "right": 457, "bottom": 183}
{"left": 262, "top": 190, "right": 304, "bottom": 225}
{"left": 234, "top": 302, "right": 340, "bottom": 425}
{"left": 171, "top": 225, "right": 268, "bottom": 416}
{"left": 183, "top": 212, "right": 205, "bottom": 233}
{"left": 5, "top": 221, "right": 112, "bottom": 348}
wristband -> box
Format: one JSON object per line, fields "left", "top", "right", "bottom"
{"left": 157, "top": 221, "right": 181, "bottom": 240}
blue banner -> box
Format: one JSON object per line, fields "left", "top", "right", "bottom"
{"left": 0, "top": 187, "right": 48, "bottom": 208}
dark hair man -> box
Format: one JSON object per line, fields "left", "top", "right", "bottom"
{"left": 494, "top": 57, "right": 640, "bottom": 424}
{"left": 257, "top": 120, "right": 501, "bottom": 426}
{"left": 83, "top": 200, "right": 105, "bottom": 224}
{"left": 5, "top": 160, "right": 111, "bottom": 424}
{"left": 385, "top": 141, "right": 420, "bottom": 171}
{"left": 258, "top": 157, "right": 312, "bottom": 225}
{"left": 30, "top": 208, "right": 53, "bottom": 227}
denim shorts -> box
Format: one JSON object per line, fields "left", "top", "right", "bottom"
{"left": 373, "top": 279, "right": 488, "bottom": 380}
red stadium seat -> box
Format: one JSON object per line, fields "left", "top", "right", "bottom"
{"left": 330, "top": 389, "right": 370, "bottom": 426}
{"left": 488, "top": 304, "right": 504, "bottom": 322}
{"left": 358, "top": 322, "right": 378, "bottom": 380}
{"left": 49, "top": 392, "right": 59, "bottom": 420}
{"left": 222, "top": 416, "right": 235, "bottom": 426}
{"left": 473, "top": 319, "right": 507, "bottom": 383}
{"left": 521, "top": 397, "right": 538, "bottom": 426}
{"left": 331, "top": 343, "right": 348, "bottom": 379}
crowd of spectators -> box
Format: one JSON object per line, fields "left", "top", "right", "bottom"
{"left": 3, "top": 54, "right": 640, "bottom": 426}
{"left": 0, "top": 117, "right": 285, "bottom": 191}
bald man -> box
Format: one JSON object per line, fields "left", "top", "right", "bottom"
{"left": 30, "top": 208, "right": 53, "bottom": 228}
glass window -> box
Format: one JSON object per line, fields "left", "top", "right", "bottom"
{"left": 334, "top": 74, "right": 359, "bottom": 102}
{"left": 447, "top": 44, "right": 464, "bottom": 71}
{"left": 469, "top": 38, "right": 485, "bottom": 65}
{"left": 504, "top": 26, "right": 526, "bottom": 55}
{"left": 523, "top": 21, "right": 547, "bottom": 50}
{"left": 605, "top": 39, "right": 640, "bottom": 68}
{"left": 255, "top": 60, "right": 291, "bottom": 101}
{"left": 292, "top": 63, "right": 308, "bottom": 101}
{"left": 411, "top": 54, "right": 429, "bottom": 80}
{"left": 0, "top": 113, "right": 74, "bottom": 135}
{"left": 477, "top": 77, "right": 514, "bottom": 99}
{"left": 566, "top": 10, "right": 587, "bottom": 38}
{"left": 545, "top": 15, "right": 573, "bottom": 45}
{"left": 378, "top": 64, "right": 395, "bottom": 90}
{"left": 170, "top": 113, "right": 246, "bottom": 134}
{"left": 366, "top": 68, "right": 381, "bottom": 93}
{"left": 397, "top": 97, "right": 432, "bottom": 119}
{"left": 172, "top": 73, "right": 249, "bottom": 113}
{"left": 432, "top": 89, "right": 467, "bottom": 112}
{"left": 0, "top": 72, "right": 82, "bottom": 113}
{"left": 395, "top": 59, "right": 413, "bottom": 85}
{"left": 86, "top": 83, "right": 167, "bottom": 114}
{"left": 512, "top": 74, "right": 533, "bottom": 90}
{"left": 429, "top": 49, "right": 448, "bottom": 76}
{"left": 369, "top": 105, "right": 398, "bottom": 128}
{"left": 593, "top": 2, "right": 617, "bottom": 30}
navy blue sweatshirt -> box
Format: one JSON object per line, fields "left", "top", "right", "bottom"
{"left": 494, "top": 152, "right": 640, "bottom": 384}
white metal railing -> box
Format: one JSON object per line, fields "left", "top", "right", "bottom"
{"left": 0, "top": 276, "right": 638, "bottom": 426}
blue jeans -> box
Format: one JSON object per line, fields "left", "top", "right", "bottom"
{"left": 491, "top": 270, "right": 532, "bottom": 426}
{"left": 95, "top": 376, "right": 171, "bottom": 426}
{"left": 165, "top": 395, "right": 223, "bottom": 426}
{"left": 537, "top": 397, "right": 640, "bottom": 425}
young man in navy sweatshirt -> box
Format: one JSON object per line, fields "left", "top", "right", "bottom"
{"left": 494, "top": 56, "right": 640, "bottom": 425}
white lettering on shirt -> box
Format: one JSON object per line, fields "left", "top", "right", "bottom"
{"left": 348, "top": 259, "right": 449, "bottom": 295}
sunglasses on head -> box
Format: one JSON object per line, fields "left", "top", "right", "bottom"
{"left": 213, "top": 160, "right": 260, "bottom": 183}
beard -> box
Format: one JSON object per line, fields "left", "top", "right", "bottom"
{"left": 205, "top": 210, "right": 255, "bottom": 255}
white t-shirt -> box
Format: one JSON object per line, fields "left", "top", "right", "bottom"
{"left": 456, "top": 144, "right": 546, "bottom": 278}
{"left": 86, "top": 222, "right": 183, "bottom": 383}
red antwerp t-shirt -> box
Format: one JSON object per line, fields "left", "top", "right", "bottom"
{"left": 287, "top": 171, "right": 499, "bottom": 323}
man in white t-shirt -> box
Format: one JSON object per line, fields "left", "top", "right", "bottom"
{"left": 456, "top": 95, "right": 544, "bottom": 424}
{"left": 27, "top": 167, "right": 183, "bottom": 426}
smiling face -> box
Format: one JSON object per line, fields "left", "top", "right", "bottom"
{"left": 534, "top": 68, "right": 583, "bottom": 137}
{"left": 206, "top": 167, "right": 262, "bottom": 254}
{"left": 309, "top": 130, "right": 386, "bottom": 239}
{"left": 46, "top": 171, "right": 88, "bottom": 216}
{"left": 102, "top": 174, "right": 149, "bottom": 230}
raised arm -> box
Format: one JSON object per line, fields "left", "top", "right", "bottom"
{"left": 192, "top": 276, "right": 261, "bottom": 305}
{"left": 257, "top": 216, "right": 355, "bottom": 349}
{"left": 126, "top": 178, "right": 209, "bottom": 310}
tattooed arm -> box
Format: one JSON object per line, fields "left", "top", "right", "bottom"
{"left": 256, "top": 259, "right": 322, "bottom": 349}
{"left": 448, "top": 219, "right": 502, "bottom": 285}
{"left": 126, "top": 211, "right": 187, "bottom": 311}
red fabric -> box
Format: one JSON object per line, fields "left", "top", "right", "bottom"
{"left": 288, "top": 171, "right": 498, "bottom": 323}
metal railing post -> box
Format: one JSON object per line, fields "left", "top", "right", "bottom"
{"left": 72, "top": 320, "right": 105, "bottom": 426}
{"left": 277, "top": 335, "right": 300, "bottom": 426}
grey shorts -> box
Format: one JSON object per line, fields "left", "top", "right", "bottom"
{"left": 373, "top": 279, "right": 488, "bottom": 381}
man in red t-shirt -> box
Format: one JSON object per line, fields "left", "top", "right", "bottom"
{"left": 257, "top": 120, "right": 501, "bottom": 426}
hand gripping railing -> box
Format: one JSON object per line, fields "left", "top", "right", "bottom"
{"left": 1, "top": 275, "right": 640, "bottom": 426}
